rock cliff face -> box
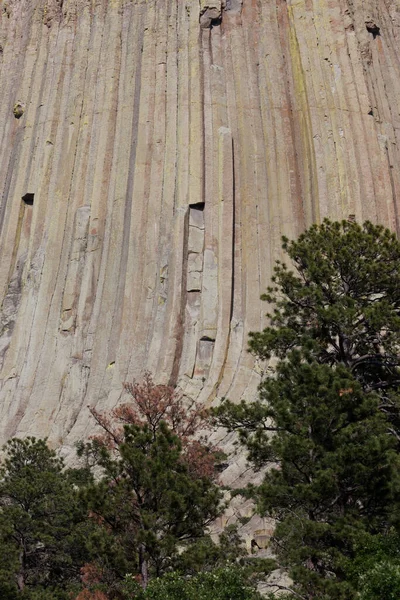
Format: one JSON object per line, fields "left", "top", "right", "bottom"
{"left": 0, "top": 0, "right": 400, "bottom": 450}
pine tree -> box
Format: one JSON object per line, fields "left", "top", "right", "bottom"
{"left": 250, "top": 220, "right": 400, "bottom": 427}
{"left": 0, "top": 437, "right": 92, "bottom": 598}
{"left": 214, "top": 220, "right": 400, "bottom": 599}
{"left": 78, "top": 374, "right": 223, "bottom": 596}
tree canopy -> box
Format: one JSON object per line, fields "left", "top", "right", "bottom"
{"left": 76, "top": 374, "right": 224, "bottom": 596}
{"left": 250, "top": 220, "right": 400, "bottom": 391}
{"left": 214, "top": 219, "right": 400, "bottom": 599}
{"left": 0, "top": 437, "right": 92, "bottom": 599}
{"left": 120, "top": 567, "right": 263, "bottom": 600}
{"left": 0, "top": 378, "right": 232, "bottom": 599}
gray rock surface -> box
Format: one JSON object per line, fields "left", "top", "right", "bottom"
{"left": 0, "top": 0, "right": 399, "bottom": 482}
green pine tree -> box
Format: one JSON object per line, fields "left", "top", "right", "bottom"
{"left": 348, "top": 531, "right": 400, "bottom": 600}
{"left": 214, "top": 220, "right": 400, "bottom": 599}
{"left": 250, "top": 220, "right": 400, "bottom": 407}
{"left": 0, "top": 437, "right": 93, "bottom": 598}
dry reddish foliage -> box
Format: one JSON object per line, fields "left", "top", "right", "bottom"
{"left": 75, "top": 564, "right": 112, "bottom": 600}
{"left": 75, "top": 590, "right": 109, "bottom": 600}
{"left": 184, "top": 439, "right": 221, "bottom": 480}
{"left": 87, "top": 510, "right": 106, "bottom": 527}
{"left": 80, "top": 563, "right": 105, "bottom": 586}
{"left": 88, "top": 372, "right": 220, "bottom": 480}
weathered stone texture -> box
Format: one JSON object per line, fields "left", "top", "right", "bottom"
{"left": 0, "top": 0, "right": 400, "bottom": 455}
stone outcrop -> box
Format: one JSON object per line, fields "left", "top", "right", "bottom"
{"left": 200, "top": 1, "right": 222, "bottom": 28}
{"left": 0, "top": 0, "right": 400, "bottom": 461}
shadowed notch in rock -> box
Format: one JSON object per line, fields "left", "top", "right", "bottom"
{"left": 210, "top": 16, "right": 222, "bottom": 27}
{"left": 200, "top": 335, "right": 215, "bottom": 342}
{"left": 366, "top": 23, "right": 381, "bottom": 38}
{"left": 13, "top": 102, "right": 25, "bottom": 119}
{"left": 189, "top": 201, "right": 205, "bottom": 211}
{"left": 21, "top": 193, "right": 34, "bottom": 206}
{"left": 189, "top": 202, "right": 205, "bottom": 231}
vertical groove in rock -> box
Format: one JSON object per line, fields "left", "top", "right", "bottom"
{"left": 0, "top": 0, "right": 399, "bottom": 447}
